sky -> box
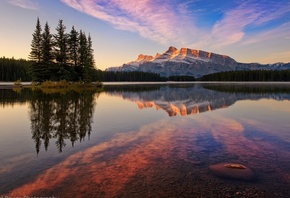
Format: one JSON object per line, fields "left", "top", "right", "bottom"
{"left": 0, "top": 0, "right": 290, "bottom": 70}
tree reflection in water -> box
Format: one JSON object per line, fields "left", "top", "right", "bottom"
{"left": 29, "top": 89, "right": 98, "bottom": 153}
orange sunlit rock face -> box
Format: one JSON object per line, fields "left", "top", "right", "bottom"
{"left": 134, "top": 100, "right": 221, "bottom": 117}
{"left": 170, "top": 48, "right": 180, "bottom": 59}
{"left": 208, "top": 52, "right": 212, "bottom": 58}
{"left": 191, "top": 106, "right": 199, "bottom": 114}
{"left": 181, "top": 104, "right": 187, "bottom": 116}
{"left": 136, "top": 101, "right": 160, "bottom": 110}
{"left": 136, "top": 54, "right": 154, "bottom": 62}
{"left": 181, "top": 48, "right": 188, "bottom": 59}
{"left": 191, "top": 49, "right": 199, "bottom": 58}
{"left": 170, "top": 48, "right": 190, "bottom": 60}
{"left": 121, "top": 46, "right": 233, "bottom": 68}
{"left": 207, "top": 104, "right": 211, "bottom": 111}
{"left": 154, "top": 53, "right": 161, "bottom": 59}
{"left": 169, "top": 103, "right": 181, "bottom": 116}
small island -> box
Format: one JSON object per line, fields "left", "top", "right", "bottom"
{"left": 0, "top": 18, "right": 102, "bottom": 90}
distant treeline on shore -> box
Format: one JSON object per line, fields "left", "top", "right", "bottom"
{"left": 0, "top": 57, "right": 33, "bottom": 81}
{"left": 198, "top": 69, "right": 290, "bottom": 81}
{"left": 1, "top": 57, "right": 290, "bottom": 82}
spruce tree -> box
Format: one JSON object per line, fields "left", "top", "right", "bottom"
{"left": 54, "top": 20, "right": 68, "bottom": 65}
{"left": 68, "top": 26, "right": 79, "bottom": 66}
{"left": 28, "top": 18, "right": 97, "bottom": 82}
{"left": 87, "top": 34, "right": 95, "bottom": 68}
{"left": 29, "top": 17, "right": 42, "bottom": 62}
{"left": 78, "top": 30, "right": 87, "bottom": 68}
{"left": 35, "top": 22, "right": 53, "bottom": 82}
{"left": 83, "top": 33, "right": 95, "bottom": 82}
{"left": 42, "top": 22, "right": 53, "bottom": 63}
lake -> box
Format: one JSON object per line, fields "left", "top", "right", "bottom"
{"left": 1, "top": 82, "right": 290, "bottom": 197}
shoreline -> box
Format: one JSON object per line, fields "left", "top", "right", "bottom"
{"left": 1, "top": 81, "right": 290, "bottom": 88}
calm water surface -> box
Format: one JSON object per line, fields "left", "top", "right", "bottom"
{"left": 1, "top": 83, "right": 290, "bottom": 197}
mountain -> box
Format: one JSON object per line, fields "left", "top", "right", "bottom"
{"left": 106, "top": 46, "right": 290, "bottom": 78}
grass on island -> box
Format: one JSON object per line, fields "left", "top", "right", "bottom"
{"left": 13, "top": 79, "right": 103, "bottom": 94}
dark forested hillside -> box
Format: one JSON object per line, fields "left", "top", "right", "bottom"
{"left": 199, "top": 70, "right": 290, "bottom": 81}
{"left": 94, "top": 70, "right": 198, "bottom": 82}
{"left": 0, "top": 57, "right": 32, "bottom": 81}
{"left": 95, "top": 70, "right": 167, "bottom": 82}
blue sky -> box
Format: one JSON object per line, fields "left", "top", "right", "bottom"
{"left": 1, "top": 0, "right": 290, "bottom": 70}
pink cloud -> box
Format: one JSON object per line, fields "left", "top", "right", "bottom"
{"left": 253, "top": 1, "right": 290, "bottom": 25}
{"left": 8, "top": 0, "right": 38, "bottom": 10}
{"left": 210, "top": 3, "right": 261, "bottom": 49}
{"left": 61, "top": 0, "right": 199, "bottom": 45}
{"left": 206, "top": 1, "right": 290, "bottom": 50}
{"left": 61, "top": 0, "right": 290, "bottom": 57}
{"left": 242, "top": 22, "right": 290, "bottom": 45}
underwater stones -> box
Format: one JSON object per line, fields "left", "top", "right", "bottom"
{"left": 209, "top": 163, "right": 255, "bottom": 181}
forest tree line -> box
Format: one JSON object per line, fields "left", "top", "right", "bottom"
{"left": 2, "top": 60, "right": 290, "bottom": 82}
{"left": 0, "top": 57, "right": 32, "bottom": 81}
{"left": 95, "top": 70, "right": 167, "bottom": 82}
{"left": 0, "top": 58, "right": 196, "bottom": 82}
{"left": 29, "top": 18, "right": 96, "bottom": 82}
{"left": 199, "top": 70, "right": 290, "bottom": 81}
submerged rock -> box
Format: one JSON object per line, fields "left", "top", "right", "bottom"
{"left": 209, "top": 163, "right": 255, "bottom": 181}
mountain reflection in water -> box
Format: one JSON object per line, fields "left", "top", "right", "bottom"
{"left": 105, "top": 83, "right": 290, "bottom": 117}
{"left": 1, "top": 83, "right": 290, "bottom": 197}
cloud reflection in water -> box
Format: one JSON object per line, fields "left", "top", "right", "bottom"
{"left": 8, "top": 107, "right": 290, "bottom": 196}
{"left": 5, "top": 83, "right": 290, "bottom": 197}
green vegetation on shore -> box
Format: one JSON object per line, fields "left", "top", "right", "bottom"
{"left": 29, "top": 80, "right": 103, "bottom": 94}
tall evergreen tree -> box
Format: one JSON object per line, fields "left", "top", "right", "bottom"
{"left": 68, "top": 26, "right": 79, "bottom": 66}
{"left": 86, "top": 34, "right": 95, "bottom": 68}
{"left": 32, "top": 21, "right": 54, "bottom": 82}
{"left": 83, "top": 33, "right": 95, "bottom": 82}
{"left": 54, "top": 20, "right": 68, "bottom": 65}
{"left": 42, "top": 22, "right": 53, "bottom": 63}
{"left": 78, "top": 30, "right": 87, "bottom": 68}
{"left": 29, "top": 17, "right": 42, "bottom": 62}
{"left": 28, "top": 18, "right": 97, "bottom": 82}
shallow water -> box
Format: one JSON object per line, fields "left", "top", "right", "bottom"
{"left": 1, "top": 83, "right": 290, "bottom": 197}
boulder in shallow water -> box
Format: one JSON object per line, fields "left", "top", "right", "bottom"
{"left": 209, "top": 163, "right": 255, "bottom": 181}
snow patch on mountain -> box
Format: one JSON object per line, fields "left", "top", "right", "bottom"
{"left": 106, "top": 46, "right": 290, "bottom": 78}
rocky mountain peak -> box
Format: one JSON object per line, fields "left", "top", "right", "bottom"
{"left": 166, "top": 46, "right": 178, "bottom": 53}
{"left": 106, "top": 46, "right": 290, "bottom": 78}
{"left": 154, "top": 53, "right": 161, "bottom": 59}
{"left": 136, "top": 54, "right": 154, "bottom": 62}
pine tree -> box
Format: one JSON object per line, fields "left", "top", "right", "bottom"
{"left": 32, "top": 21, "right": 54, "bottom": 82}
{"left": 87, "top": 34, "right": 95, "bottom": 68}
{"left": 54, "top": 20, "right": 68, "bottom": 65}
{"left": 28, "top": 18, "right": 98, "bottom": 82}
{"left": 83, "top": 33, "right": 95, "bottom": 82}
{"left": 68, "top": 26, "right": 79, "bottom": 66}
{"left": 78, "top": 30, "right": 88, "bottom": 68}
{"left": 42, "top": 22, "right": 53, "bottom": 63}
{"left": 29, "top": 17, "right": 42, "bottom": 62}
